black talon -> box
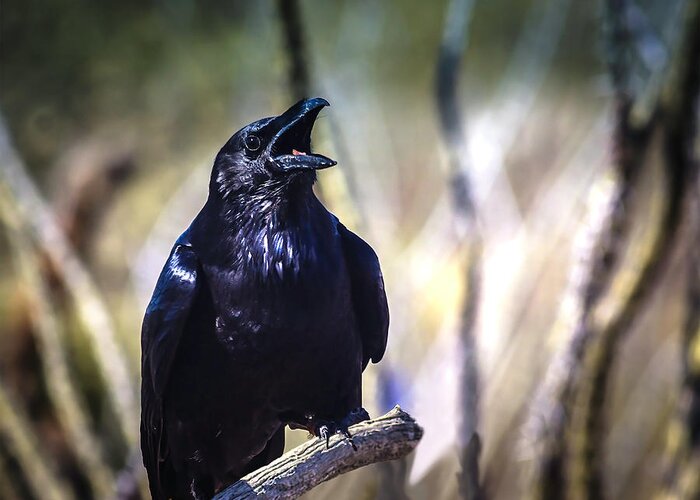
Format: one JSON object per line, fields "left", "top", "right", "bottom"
{"left": 343, "top": 430, "right": 357, "bottom": 451}
{"left": 319, "top": 425, "right": 330, "bottom": 448}
{"left": 309, "top": 407, "right": 370, "bottom": 451}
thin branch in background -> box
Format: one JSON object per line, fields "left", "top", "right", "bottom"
{"left": 435, "top": 0, "right": 482, "bottom": 498}
{"left": 276, "top": 3, "right": 409, "bottom": 497}
{"left": 502, "top": 0, "right": 682, "bottom": 366}
{"left": 675, "top": 156, "right": 700, "bottom": 497}
{"left": 0, "top": 195, "right": 116, "bottom": 497}
{"left": 0, "top": 446, "right": 24, "bottom": 500}
{"left": 525, "top": 0, "right": 657, "bottom": 496}
{"left": 275, "top": 0, "right": 368, "bottom": 232}
{"left": 435, "top": 0, "right": 477, "bottom": 224}
{"left": 578, "top": 1, "right": 700, "bottom": 497}
{"left": 476, "top": 115, "right": 609, "bottom": 494}
{"left": 213, "top": 407, "right": 422, "bottom": 500}
{"left": 0, "top": 376, "right": 73, "bottom": 500}
{"left": 276, "top": 0, "right": 311, "bottom": 101}
{"left": 666, "top": 163, "right": 700, "bottom": 498}
{"left": 658, "top": 174, "right": 700, "bottom": 498}
{"left": 0, "top": 115, "right": 139, "bottom": 450}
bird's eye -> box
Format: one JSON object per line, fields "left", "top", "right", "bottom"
{"left": 245, "top": 135, "right": 261, "bottom": 152}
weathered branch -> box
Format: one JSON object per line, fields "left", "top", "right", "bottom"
{"left": 213, "top": 407, "right": 422, "bottom": 500}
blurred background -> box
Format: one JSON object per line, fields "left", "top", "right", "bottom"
{"left": 0, "top": 0, "right": 698, "bottom": 498}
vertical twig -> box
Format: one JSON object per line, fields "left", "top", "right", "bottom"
{"left": 0, "top": 115, "right": 139, "bottom": 450}
{"left": 675, "top": 162, "right": 700, "bottom": 499}
{"left": 583, "top": 0, "right": 700, "bottom": 498}
{"left": 0, "top": 378, "right": 73, "bottom": 500}
{"left": 658, "top": 168, "right": 700, "bottom": 500}
{"left": 0, "top": 447, "right": 23, "bottom": 500}
{"left": 581, "top": 1, "right": 700, "bottom": 497}
{"left": 275, "top": 0, "right": 368, "bottom": 232}
{"left": 0, "top": 193, "right": 116, "bottom": 498}
{"left": 525, "top": 0, "right": 656, "bottom": 497}
{"left": 277, "top": 0, "right": 311, "bottom": 101}
{"left": 435, "top": 0, "right": 482, "bottom": 498}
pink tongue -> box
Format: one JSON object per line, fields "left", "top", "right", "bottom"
{"left": 292, "top": 149, "right": 306, "bottom": 156}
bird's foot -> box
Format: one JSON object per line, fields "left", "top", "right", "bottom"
{"left": 311, "top": 407, "right": 370, "bottom": 451}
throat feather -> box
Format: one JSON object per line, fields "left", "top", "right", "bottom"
{"left": 231, "top": 209, "right": 314, "bottom": 280}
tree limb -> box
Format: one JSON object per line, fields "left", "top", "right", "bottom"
{"left": 213, "top": 407, "right": 422, "bottom": 500}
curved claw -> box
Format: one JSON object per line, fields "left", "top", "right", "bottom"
{"left": 319, "top": 425, "right": 330, "bottom": 448}
{"left": 343, "top": 429, "right": 358, "bottom": 451}
{"left": 307, "top": 407, "right": 370, "bottom": 451}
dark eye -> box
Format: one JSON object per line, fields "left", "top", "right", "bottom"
{"left": 245, "top": 135, "right": 261, "bottom": 152}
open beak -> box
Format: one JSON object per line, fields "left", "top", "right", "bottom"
{"left": 268, "top": 97, "right": 337, "bottom": 172}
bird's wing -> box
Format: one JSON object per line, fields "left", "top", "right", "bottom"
{"left": 140, "top": 243, "right": 200, "bottom": 498}
{"left": 337, "top": 222, "right": 389, "bottom": 368}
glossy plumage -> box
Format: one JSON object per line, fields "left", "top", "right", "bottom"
{"left": 140, "top": 98, "right": 389, "bottom": 499}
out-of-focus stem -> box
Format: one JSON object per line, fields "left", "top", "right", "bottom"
{"left": 582, "top": 1, "right": 700, "bottom": 497}
{"left": 0, "top": 449, "right": 22, "bottom": 500}
{"left": 525, "top": 0, "right": 656, "bottom": 497}
{"left": 596, "top": 0, "right": 700, "bottom": 498}
{"left": 0, "top": 193, "right": 116, "bottom": 498}
{"left": 275, "top": 0, "right": 368, "bottom": 232}
{"left": 655, "top": 177, "right": 700, "bottom": 500}
{"left": 277, "top": 0, "right": 311, "bottom": 102}
{"left": 0, "top": 377, "right": 73, "bottom": 500}
{"left": 0, "top": 116, "right": 139, "bottom": 449}
{"left": 435, "top": 0, "right": 482, "bottom": 498}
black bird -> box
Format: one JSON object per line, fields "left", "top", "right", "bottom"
{"left": 140, "top": 98, "right": 389, "bottom": 499}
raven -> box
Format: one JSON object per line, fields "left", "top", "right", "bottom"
{"left": 140, "top": 98, "right": 389, "bottom": 499}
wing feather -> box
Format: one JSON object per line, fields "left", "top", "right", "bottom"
{"left": 337, "top": 223, "right": 389, "bottom": 369}
{"left": 140, "top": 244, "right": 199, "bottom": 499}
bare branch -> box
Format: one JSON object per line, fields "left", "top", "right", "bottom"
{"left": 0, "top": 115, "right": 139, "bottom": 448}
{"left": 0, "top": 198, "right": 116, "bottom": 497}
{"left": 213, "top": 407, "right": 422, "bottom": 500}
{"left": 579, "top": 0, "right": 700, "bottom": 496}
{"left": 275, "top": 0, "right": 368, "bottom": 232}
{"left": 435, "top": 0, "right": 477, "bottom": 224}
{"left": 276, "top": 0, "right": 311, "bottom": 101}
{"left": 0, "top": 376, "right": 73, "bottom": 500}
{"left": 525, "top": 0, "right": 656, "bottom": 496}
{"left": 434, "top": 0, "right": 483, "bottom": 498}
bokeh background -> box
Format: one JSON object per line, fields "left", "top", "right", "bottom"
{"left": 1, "top": 0, "right": 698, "bottom": 498}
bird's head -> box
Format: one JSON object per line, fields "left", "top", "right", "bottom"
{"left": 212, "top": 97, "right": 336, "bottom": 199}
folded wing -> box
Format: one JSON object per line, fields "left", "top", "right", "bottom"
{"left": 337, "top": 222, "right": 389, "bottom": 369}
{"left": 140, "top": 244, "right": 200, "bottom": 499}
